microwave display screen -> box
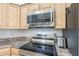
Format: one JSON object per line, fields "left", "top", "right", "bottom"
{"left": 27, "top": 12, "right": 53, "bottom": 23}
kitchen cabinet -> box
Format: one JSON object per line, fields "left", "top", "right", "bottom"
{"left": 0, "top": 4, "right": 20, "bottom": 29}
{"left": 0, "top": 4, "right": 8, "bottom": 29}
{"left": 28, "top": 4, "right": 40, "bottom": 12}
{"left": 21, "top": 5, "right": 29, "bottom": 29}
{"left": 0, "top": 48, "right": 10, "bottom": 56}
{"left": 0, "top": 48, "right": 19, "bottom": 56}
{"left": 2, "top": 4, "right": 8, "bottom": 28}
{"left": 39, "top": 3, "right": 54, "bottom": 10}
{"left": 7, "top": 4, "right": 20, "bottom": 29}
{"left": 0, "top": 3, "right": 66, "bottom": 29}
{"left": 0, "top": 4, "right": 3, "bottom": 28}
{"left": 55, "top": 3, "right": 66, "bottom": 29}
{"left": 11, "top": 48, "right": 19, "bottom": 56}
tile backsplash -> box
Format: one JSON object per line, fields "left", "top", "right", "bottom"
{"left": 0, "top": 28, "right": 63, "bottom": 38}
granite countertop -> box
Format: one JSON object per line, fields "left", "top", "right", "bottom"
{"left": 11, "top": 37, "right": 31, "bottom": 48}
{"left": 56, "top": 48, "right": 72, "bottom": 56}
{"left": 55, "top": 44, "right": 72, "bottom": 56}
{"left": 0, "top": 37, "right": 31, "bottom": 49}
{"left": 0, "top": 37, "right": 72, "bottom": 56}
{"left": 0, "top": 39, "right": 11, "bottom": 48}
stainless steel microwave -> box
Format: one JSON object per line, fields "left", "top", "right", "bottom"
{"left": 27, "top": 10, "right": 55, "bottom": 27}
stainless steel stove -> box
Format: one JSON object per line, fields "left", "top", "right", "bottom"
{"left": 19, "top": 34, "right": 58, "bottom": 56}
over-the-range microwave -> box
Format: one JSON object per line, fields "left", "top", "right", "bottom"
{"left": 27, "top": 10, "right": 55, "bottom": 28}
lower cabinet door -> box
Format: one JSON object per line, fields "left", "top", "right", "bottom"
{"left": 0, "top": 48, "right": 10, "bottom": 56}
{"left": 11, "top": 48, "right": 19, "bottom": 56}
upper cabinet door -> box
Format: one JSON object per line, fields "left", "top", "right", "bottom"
{"left": 7, "top": 4, "right": 20, "bottom": 29}
{"left": 2, "top": 4, "right": 8, "bottom": 28}
{"left": 28, "top": 4, "right": 40, "bottom": 12}
{"left": 0, "top": 4, "right": 7, "bottom": 29}
{"left": 39, "top": 3, "right": 54, "bottom": 10}
{"left": 55, "top": 3, "right": 66, "bottom": 29}
{"left": 21, "top": 5, "right": 29, "bottom": 29}
{"left": 0, "top": 4, "right": 3, "bottom": 28}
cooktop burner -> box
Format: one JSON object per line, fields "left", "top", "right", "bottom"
{"left": 19, "top": 42, "right": 57, "bottom": 56}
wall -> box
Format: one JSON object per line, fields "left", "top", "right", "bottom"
{"left": 0, "top": 28, "right": 62, "bottom": 38}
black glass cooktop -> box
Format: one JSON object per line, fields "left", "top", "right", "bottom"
{"left": 19, "top": 42, "right": 57, "bottom": 56}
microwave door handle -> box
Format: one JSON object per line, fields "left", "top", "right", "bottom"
{"left": 51, "top": 12, "right": 53, "bottom": 22}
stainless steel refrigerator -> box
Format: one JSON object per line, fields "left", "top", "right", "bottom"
{"left": 63, "top": 3, "right": 78, "bottom": 56}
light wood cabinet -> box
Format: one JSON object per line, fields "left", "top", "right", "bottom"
{"left": 0, "top": 48, "right": 19, "bottom": 56}
{"left": 55, "top": 3, "right": 66, "bottom": 29}
{"left": 11, "top": 48, "right": 19, "bottom": 56}
{"left": 0, "top": 48, "right": 10, "bottom": 56}
{"left": 2, "top": 4, "right": 7, "bottom": 28}
{"left": 21, "top": 5, "right": 29, "bottom": 29}
{"left": 0, "top": 3, "right": 66, "bottom": 29}
{"left": 0, "top": 4, "right": 8, "bottom": 29}
{"left": 0, "top": 4, "right": 20, "bottom": 29}
{"left": 0, "top": 4, "right": 3, "bottom": 28}
{"left": 28, "top": 4, "right": 40, "bottom": 12}
{"left": 39, "top": 3, "right": 54, "bottom": 10}
{"left": 7, "top": 4, "right": 20, "bottom": 29}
